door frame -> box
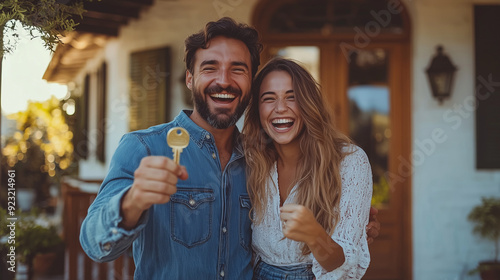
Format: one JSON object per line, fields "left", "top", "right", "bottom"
{"left": 252, "top": 1, "right": 413, "bottom": 279}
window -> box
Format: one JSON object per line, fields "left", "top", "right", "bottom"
{"left": 72, "top": 75, "right": 90, "bottom": 160}
{"left": 475, "top": 5, "right": 500, "bottom": 169}
{"left": 96, "top": 62, "right": 107, "bottom": 163}
{"left": 129, "top": 47, "right": 171, "bottom": 131}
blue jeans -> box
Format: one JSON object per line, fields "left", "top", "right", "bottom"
{"left": 253, "top": 260, "right": 314, "bottom": 280}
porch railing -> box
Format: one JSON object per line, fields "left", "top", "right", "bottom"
{"left": 62, "top": 177, "right": 135, "bottom": 280}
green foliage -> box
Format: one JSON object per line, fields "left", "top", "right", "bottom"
{"left": 371, "top": 174, "right": 390, "bottom": 206}
{"left": 16, "top": 210, "right": 63, "bottom": 262}
{"left": 0, "top": 0, "right": 94, "bottom": 57}
{"left": 468, "top": 262, "right": 500, "bottom": 276}
{"left": 469, "top": 197, "right": 500, "bottom": 243}
{"left": 2, "top": 97, "right": 75, "bottom": 188}
{"left": 0, "top": 206, "right": 9, "bottom": 236}
{"left": 468, "top": 197, "right": 500, "bottom": 262}
{"left": 0, "top": 207, "right": 63, "bottom": 263}
{"left": 0, "top": 97, "right": 75, "bottom": 210}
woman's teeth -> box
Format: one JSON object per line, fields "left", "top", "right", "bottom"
{"left": 272, "top": 118, "right": 294, "bottom": 130}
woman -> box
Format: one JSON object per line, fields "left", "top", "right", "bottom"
{"left": 243, "top": 58, "right": 373, "bottom": 279}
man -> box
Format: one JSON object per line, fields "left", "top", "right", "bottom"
{"left": 80, "top": 17, "right": 379, "bottom": 279}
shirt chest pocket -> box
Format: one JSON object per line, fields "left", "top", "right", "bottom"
{"left": 170, "top": 188, "right": 215, "bottom": 248}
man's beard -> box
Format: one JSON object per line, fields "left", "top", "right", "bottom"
{"left": 193, "top": 84, "right": 249, "bottom": 129}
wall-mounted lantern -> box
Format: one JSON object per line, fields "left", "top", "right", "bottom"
{"left": 425, "top": 46, "right": 457, "bottom": 104}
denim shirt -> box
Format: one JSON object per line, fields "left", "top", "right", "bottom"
{"left": 80, "top": 110, "right": 253, "bottom": 279}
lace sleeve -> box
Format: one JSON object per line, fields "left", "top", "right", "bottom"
{"left": 312, "top": 146, "right": 373, "bottom": 279}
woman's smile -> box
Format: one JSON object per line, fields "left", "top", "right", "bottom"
{"left": 259, "top": 70, "right": 303, "bottom": 145}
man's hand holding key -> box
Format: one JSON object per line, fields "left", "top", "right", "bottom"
{"left": 119, "top": 127, "right": 190, "bottom": 230}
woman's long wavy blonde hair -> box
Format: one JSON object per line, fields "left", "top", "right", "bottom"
{"left": 243, "top": 58, "right": 352, "bottom": 255}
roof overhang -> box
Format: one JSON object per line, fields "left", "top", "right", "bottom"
{"left": 43, "top": 0, "right": 154, "bottom": 83}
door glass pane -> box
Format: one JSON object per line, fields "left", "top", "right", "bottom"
{"left": 267, "top": 0, "right": 404, "bottom": 34}
{"left": 347, "top": 49, "right": 390, "bottom": 207}
{"left": 268, "top": 46, "right": 320, "bottom": 83}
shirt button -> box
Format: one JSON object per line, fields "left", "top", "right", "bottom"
{"left": 222, "top": 227, "right": 227, "bottom": 233}
{"left": 206, "top": 134, "right": 211, "bottom": 139}
{"left": 189, "top": 199, "right": 196, "bottom": 206}
{"left": 212, "top": 153, "right": 216, "bottom": 159}
{"left": 220, "top": 270, "right": 225, "bottom": 277}
{"left": 111, "top": 228, "right": 118, "bottom": 235}
{"left": 103, "top": 243, "right": 111, "bottom": 251}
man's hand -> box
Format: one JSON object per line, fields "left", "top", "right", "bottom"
{"left": 366, "top": 206, "right": 380, "bottom": 245}
{"left": 120, "top": 156, "right": 188, "bottom": 229}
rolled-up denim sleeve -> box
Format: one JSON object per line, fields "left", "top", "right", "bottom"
{"left": 79, "top": 134, "right": 149, "bottom": 262}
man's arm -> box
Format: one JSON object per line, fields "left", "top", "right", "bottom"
{"left": 79, "top": 134, "right": 187, "bottom": 262}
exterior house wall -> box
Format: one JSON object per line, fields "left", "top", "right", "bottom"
{"left": 412, "top": 0, "right": 500, "bottom": 279}
{"left": 71, "top": 0, "right": 500, "bottom": 279}
{"left": 72, "top": 49, "right": 108, "bottom": 179}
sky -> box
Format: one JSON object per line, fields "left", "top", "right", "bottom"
{"left": 1, "top": 25, "right": 68, "bottom": 116}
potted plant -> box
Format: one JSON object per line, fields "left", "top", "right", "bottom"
{"left": 468, "top": 197, "right": 500, "bottom": 280}
{"left": 12, "top": 208, "right": 64, "bottom": 280}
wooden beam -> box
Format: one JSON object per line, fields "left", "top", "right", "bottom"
{"left": 74, "top": 16, "right": 123, "bottom": 36}
{"left": 80, "top": 10, "right": 130, "bottom": 24}
{"left": 71, "top": 0, "right": 155, "bottom": 36}
{"left": 75, "top": 23, "right": 119, "bottom": 36}
{"left": 104, "top": 0, "right": 154, "bottom": 9}
{"left": 83, "top": 1, "right": 142, "bottom": 19}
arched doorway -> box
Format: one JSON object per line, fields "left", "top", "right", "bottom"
{"left": 252, "top": 1, "right": 412, "bottom": 279}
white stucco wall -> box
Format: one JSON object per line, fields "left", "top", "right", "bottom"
{"left": 412, "top": 0, "right": 500, "bottom": 279}
{"left": 73, "top": 0, "right": 500, "bottom": 279}
{"left": 71, "top": 49, "right": 108, "bottom": 180}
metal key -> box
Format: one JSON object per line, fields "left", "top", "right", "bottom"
{"left": 167, "top": 127, "right": 190, "bottom": 164}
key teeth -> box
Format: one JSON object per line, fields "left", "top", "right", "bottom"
{"left": 174, "top": 149, "right": 180, "bottom": 164}
{"left": 177, "top": 151, "right": 182, "bottom": 164}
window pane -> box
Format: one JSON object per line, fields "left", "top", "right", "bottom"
{"left": 268, "top": 0, "right": 404, "bottom": 34}
{"left": 348, "top": 49, "right": 390, "bottom": 207}
{"left": 269, "top": 46, "right": 320, "bottom": 83}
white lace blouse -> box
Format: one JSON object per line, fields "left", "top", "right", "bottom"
{"left": 251, "top": 145, "right": 373, "bottom": 279}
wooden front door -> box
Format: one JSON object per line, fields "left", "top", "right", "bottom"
{"left": 253, "top": 1, "right": 412, "bottom": 279}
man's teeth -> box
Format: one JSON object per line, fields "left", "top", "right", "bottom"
{"left": 272, "top": 118, "right": 294, "bottom": 124}
{"left": 210, "top": 93, "right": 235, "bottom": 99}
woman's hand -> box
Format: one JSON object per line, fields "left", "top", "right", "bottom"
{"left": 280, "top": 203, "right": 325, "bottom": 245}
{"left": 280, "top": 203, "right": 344, "bottom": 270}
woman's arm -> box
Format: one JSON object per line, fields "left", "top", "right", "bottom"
{"left": 312, "top": 147, "right": 373, "bottom": 279}
{"left": 279, "top": 147, "right": 373, "bottom": 278}
{"left": 280, "top": 204, "right": 345, "bottom": 271}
